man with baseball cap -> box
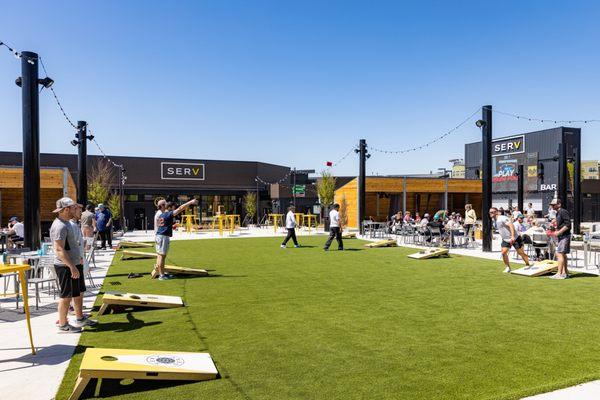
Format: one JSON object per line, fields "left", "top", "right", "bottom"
{"left": 154, "top": 198, "right": 198, "bottom": 280}
{"left": 6, "top": 216, "right": 24, "bottom": 248}
{"left": 50, "top": 197, "right": 97, "bottom": 333}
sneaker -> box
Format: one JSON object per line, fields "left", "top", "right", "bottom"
{"left": 74, "top": 317, "right": 98, "bottom": 327}
{"left": 323, "top": 248, "right": 329, "bottom": 251}
{"left": 58, "top": 323, "right": 82, "bottom": 333}
{"left": 555, "top": 274, "right": 568, "bottom": 280}
{"left": 524, "top": 265, "right": 532, "bottom": 270}
{"left": 158, "top": 274, "right": 173, "bottom": 280}
{"left": 281, "top": 245, "right": 286, "bottom": 249}
{"left": 294, "top": 245, "right": 300, "bottom": 248}
{"left": 503, "top": 267, "right": 511, "bottom": 273}
{"left": 549, "top": 273, "right": 561, "bottom": 279}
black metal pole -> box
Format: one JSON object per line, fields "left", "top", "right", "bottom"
{"left": 517, "top": 164, "right": 524, "bottom": 213}
{"left": 558, "top": 142, "right": 568, "bottom": 205}
{"left": 358, "top": 139, "right": 367, "bottom": 234}
{"left": 120, "top": 167, "right": 125, "bottom": 231}
{"left": 481, "top": 105, "right": 493, "bottom": 252}
{"left": 77, "top": 121, "right": 88, "bottom": 206}
{"left": 255, "top": 179, "right": 260, "bottom": 224}
{"left": 292, "top": 167, "right": 296, "bottom": 206}
{"left": 20, "top": 51, "right": 41, "bottom": 250}
{"left": 573, "top": 146, "right": 581, "bottom": 234}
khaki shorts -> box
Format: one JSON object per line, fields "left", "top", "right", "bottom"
{"left": 155, "top": 235, "right": 170, "bottom": 255}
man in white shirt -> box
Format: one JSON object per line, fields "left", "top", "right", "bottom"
{"left": 7, "top": 216, "right": 25, "bottom": 248}
{"left": 525, "top": 203, "right": 536, "bottom": 218}
{"left": 490, "top": 207, "right": 530, "bottom": 273}
{"left": 281, "top": 205, "right": 300, "bottom": 248}
{"left": 324, "top": 203, "right": 343, "bottom": 251}
{"left": 419, "top": 213, "right": 430, "bottom": 229}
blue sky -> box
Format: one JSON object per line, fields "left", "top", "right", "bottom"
{"left": 1, "top": 1, "right": 599, "bottom": 177}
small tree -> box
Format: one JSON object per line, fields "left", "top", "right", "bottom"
{"left": 339, "top": 195, "right": 348, "bottom": 228}
{"left": 107, "top": 193, "right": 122, "bottom": 220}
{"left": 316, "top": 170, "right": 336, "bottom": 206}
{"left": 244, "top": 191, "right": 257, "bottom": 223}
{"left": 87, "top": 159, "right": 115, "bottom": 206}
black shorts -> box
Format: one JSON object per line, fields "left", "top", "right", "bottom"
{"left": 10, "top": 235, "right": 23, "bottom": 243}
{"left": 54, "top": 265, "right": 86, "bottom": 298}
{"left": 501, "top": 236, "right": 523, "bottom": 250}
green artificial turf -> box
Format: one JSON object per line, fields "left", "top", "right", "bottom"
{"left": 56, "top": 236, "right": 600, "bottom": 400}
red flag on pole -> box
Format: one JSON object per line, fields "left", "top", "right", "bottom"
{"left": 326, "top": 161, "right": 333, "bottom": 167}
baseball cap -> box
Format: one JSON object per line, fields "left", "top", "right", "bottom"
{"left": 53, "top": 197, "right": 80, "bottom": 213}
{"left": 9, "top": 216, "right": 18, "bottom": 222}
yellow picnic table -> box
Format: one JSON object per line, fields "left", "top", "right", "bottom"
{"left": 302, "top": 214, "right": 318, "bottom": 232}
{"left": 180, "top": 214, "right": 199, "bottom": 233}
{"left": 0, "top": 263, "right": 35, "bottom": 354}
{"left": 293, "top": 213, "right": 304, "bottom": 227}
{"left": 268, "top": 214, "right": 284, "bottom": 233}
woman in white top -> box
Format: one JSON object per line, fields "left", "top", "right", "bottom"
{"left": 464, "top": 204, "right": 477, "bottom": 242}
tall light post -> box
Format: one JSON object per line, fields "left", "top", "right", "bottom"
{"left": 476, "top": 105, "right": 493, "bottom": 252}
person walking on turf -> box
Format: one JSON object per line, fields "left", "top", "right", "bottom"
{"left": 51, "top": 197, "right": 97, "bottom": 333}
{"left": 155, "top": 198, "right": 198, "bottom": 280}
{"left": 549, "top": 198, "right": 571, "bottom": 279}
{"left": 324, "top": 203, "right": 343, "bottom": 251}
{"left": 95, "top": 203, "right": 112, "bottom": 250}
{"left": 490, "top": 207, "right": 530, "bottom": 273}
{"left": 281, "top": 205, "right": 300, "bottom": 248}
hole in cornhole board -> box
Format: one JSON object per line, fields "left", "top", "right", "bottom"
{"left": 97, "top": 292, "right": 184, "bottom": 315}
{"left": 69, "top": 348, "right": 219, "bottom": 400}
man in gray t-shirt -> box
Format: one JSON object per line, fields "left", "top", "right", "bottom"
{"left": 50, "top": 197, "right": 97, "bottom": 333}
{"left": 490, "top": 207, "right": 530, "bottom": 273}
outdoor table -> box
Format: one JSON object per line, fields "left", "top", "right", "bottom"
{"left": 268, "top": 214, "right": 284, "bottom": 233}
{"left": 448, "top": 229, "right": 466, "bottom": 248}
{"left": 180, "top": 214, "right": 199, "bottom": 233}
{"left": 293, "top": 213, "right": 304, "bottom": 227}
{"left": 0, "top": 263, "right": 35, "bottom": 354}
{"left": 302, "top": 214, "right": 318, "bottom": 232}
{"left": 226, "top": 215, "right": 241, "bottom": 233}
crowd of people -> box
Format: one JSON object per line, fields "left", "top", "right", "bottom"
{"left": 388, "top": 204, "right": 478, "bottom": 244}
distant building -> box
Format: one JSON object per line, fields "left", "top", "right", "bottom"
{"left": 449, "top": 158, "right": 465, "bottom": 179}
{"left": 581, "top": 160, "right": 599, "bottom": 180}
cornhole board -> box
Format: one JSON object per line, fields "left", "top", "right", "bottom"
{"left": 97, "top": 292, "right": 184, "bottom": 315}
{"left": 342, "top": 232, "right": 357, "bottom": 239}
{"left": 68, "top": 347, "right": 219, "bottom": 400}
{"left": 118, "top": 241, "right": 153, "bottom": 249}
{"left": 511, "top": 260, "right": 559, "bottom": 277}
{"left": 151, "top": 265, "right": 209, "bottom": 279}
{"left": 364, "top": 239, "right": 398, "bottom": 248}
{"left": 407, "top": 248, "right": 449, "bottom": 259}
{"left": 121, "top": 250, "right": 158, "bottom": 260}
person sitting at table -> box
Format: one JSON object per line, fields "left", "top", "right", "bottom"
{"left": 513, "top": 214, "right": 527, "bottom": 234}
{"left": 414, "top": 212, "right": 421, "bottom": 224}
{"left": 403, "top": 211, "right": 413, "bottom": 224}
{"left": 390, "top": 212, "right": 402, "bottom": 234}
{"left": 446, "top": 214, "right": 460, "bottom": 229}
{"left": 419, "top": 213, "right": 430, "bottom": 229}
{"left": 6, "top": 216, "right": 24, "bottom": 249}
{"left": 426, "top": 215, "right": 446, "bottom": 243}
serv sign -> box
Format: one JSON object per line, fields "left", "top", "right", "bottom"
{"left": 161, "top": 162, "right": 205, "bottom": 180}
{"left": 492, "top": 135, "right": 525, "bottom": 157}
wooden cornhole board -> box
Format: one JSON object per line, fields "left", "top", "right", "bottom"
{"left": 342, "top": 232, "right": 357, "bottom": 239}
{"left": 69, "top": 347, "right": 219, "bottom": 400}
{"left": 407, "top": 248, "right": 449, "bottom": 259}
{"left": 121, "top": 250, "right": 158, "bottom": 260}
{"left": 98, "top": 292, "right": 184, "bottom": 315}
{"left": 511, "top": 260, "right": 559, "bottom": 277}
{"left": 365, "top": 239, "right": 397, "bottom": 248}
{"left": 118, "top": 241, "right": 153, "bottom": 249}
{"left": 151, "top": 265, "right": 209, "bottom": 279}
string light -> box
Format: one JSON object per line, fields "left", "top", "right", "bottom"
{"left": 0, "top": 40, "right": 36, "bottom": 64}
{"left": 326, "top": 147, "right": 355, "bottom": 169}
{"left": 489, "top": 107, "right": 600, "bottom": 124}
{"left": 370, "top": 108, "right": 480, "bottom": 155}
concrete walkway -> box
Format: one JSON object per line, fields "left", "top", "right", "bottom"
{"left": 0, "top": 228, "right": 597, "bottom": 399}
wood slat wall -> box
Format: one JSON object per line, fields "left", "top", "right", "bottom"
{"left": 0, "top": 168, "right": 77, "bottom": 225}
{"left": 335, "top": 177, "right": 483, "bottom": 228}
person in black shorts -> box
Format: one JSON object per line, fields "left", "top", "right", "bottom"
{"left": 50, "top": 197, "right": 97, "bottom": 333}
{"left": 549, "top": 198, "right": 571, "bottom": 279}
{"left": 490, "top": 207, "right": 530, "bottom": 273}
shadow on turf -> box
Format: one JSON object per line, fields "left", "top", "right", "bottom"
{"left": 86, "top": 313, "right": 162, "bottom": 333}
{"left": 80, "top": 377, "right": 201, "bottom": 399}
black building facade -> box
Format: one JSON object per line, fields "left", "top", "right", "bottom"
{"left": 0, "top": 152, "right": 318, "bottom": 230}
{"left": 465, "top": 127, "right": 581, "bottom": 215}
